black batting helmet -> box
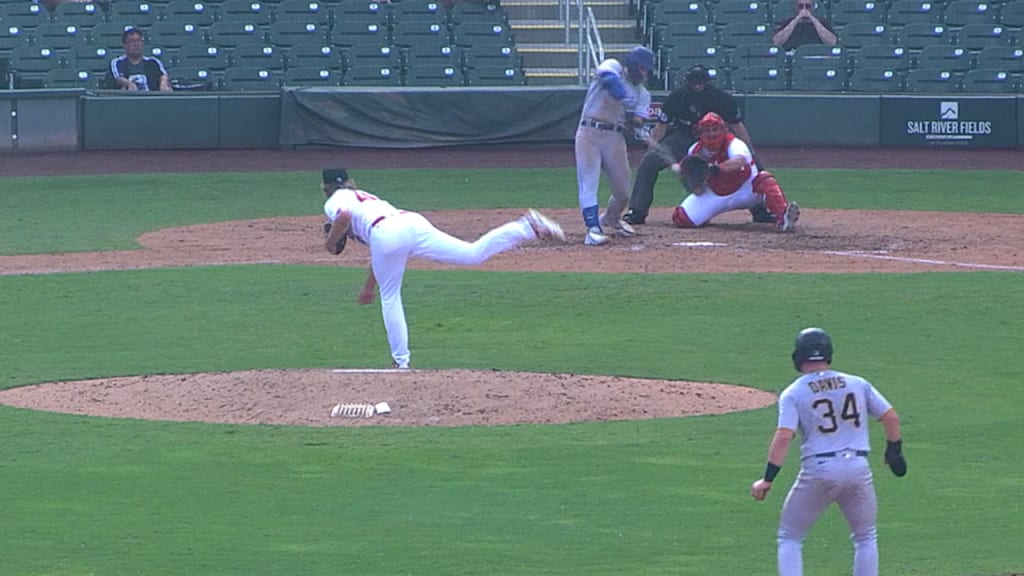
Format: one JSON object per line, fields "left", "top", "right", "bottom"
{"left": 792, "top": 327, "right": 833, "bottom": 371}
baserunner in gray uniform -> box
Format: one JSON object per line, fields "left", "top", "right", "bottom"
{"left": 574, "top": 46, "right": 654, "bottom": 246}
{"left": 751, "top": 327, "right": 908, "bottom": 576}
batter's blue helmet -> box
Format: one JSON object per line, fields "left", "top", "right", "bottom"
{"left": 792, "top": 327, "right": 833, "bottom": 371}
{"left": 625, "top": 46, "right": 655, "bottom": 72}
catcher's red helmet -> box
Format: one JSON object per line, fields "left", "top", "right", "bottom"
{"left": 696, "top": 112, "right": 727, "bottom": 149}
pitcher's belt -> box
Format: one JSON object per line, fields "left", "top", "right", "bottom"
{"left": 581, "top": 119, "right": 624, "bottom": 132}
{"left": 814, "top": 450, "right": 868, "bottom": 458}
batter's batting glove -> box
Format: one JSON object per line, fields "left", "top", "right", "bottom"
{"left": 884, "top": 439, "right": 907, "bottom": 477}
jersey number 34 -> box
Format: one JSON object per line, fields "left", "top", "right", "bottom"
{"left": 812, "top": 393, "right": 862, "bottom": 433}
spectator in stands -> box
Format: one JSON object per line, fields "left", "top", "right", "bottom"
{"left": 772, "top": 0, "right": 837, "bottom": 51}
{"left": 623, "top": 64, "right": 773, "bottom": 226}
{"left": 107, "top": 27, "right": 173, "bottom": 92}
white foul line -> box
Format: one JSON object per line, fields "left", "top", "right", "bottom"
{"left": 332, "top": 369, "right": 411, "bottom": 374}
{"left": 821, "top": 251, "right": 1024, "bottom": 272}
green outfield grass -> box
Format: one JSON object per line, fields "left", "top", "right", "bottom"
{"left": 0, "top": 168, "right": 1022, "bottom": 575}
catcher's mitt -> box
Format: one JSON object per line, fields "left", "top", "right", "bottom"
{"left": 884, "top": 439, "right": 907, "bottom": 477}
{"left": 675, "top": 155, "right": 717, "bottom": 194}
{"left": 323, "top": 222, "right": 348, "bottom": 255}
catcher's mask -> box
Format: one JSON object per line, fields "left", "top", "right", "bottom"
{"left": 624, "top": 46, "right": 654, "bottom": 83}
{"left": 696, "top": 112, "right": 727, "bottom": 150}
{"left": 792, "top": 327, "right": 834, "bottom": 371}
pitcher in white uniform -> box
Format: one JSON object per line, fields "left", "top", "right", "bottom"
{"left": 751, "top": 327, "right": 907, "bottom": 576}
{"left": 321, "top": 168, "right": 566, "bottom": 369}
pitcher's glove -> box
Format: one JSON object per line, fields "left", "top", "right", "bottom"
{"left": 673, "top": 155, "right": 719, "bottom": 195}
{"left": 323, "top": 222, "right": 348, "bottom": 256}
{"left": 884, "top": 439, "right": 907, "bottom": 477}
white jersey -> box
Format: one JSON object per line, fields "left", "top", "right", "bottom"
{"left": 777, "top": 369, "right": 893, "bottom": 460}
{"left": 323, "top": 187, "right": 401, "bottom": 244}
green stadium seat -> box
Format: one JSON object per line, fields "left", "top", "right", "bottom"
{"left": 406, "top": 42, "right": 462, "bottom": 69}
{"left": 942, "top": 1, "right": 998, "bottom": 27}
{"left": 107, "top": 1, "right": 162, "bottom": 29}
{"left": 711, "top": 0, "right": 770, "bottom": 26}
{"left": 208, "top": 20, "right": 267, "bottom": 48}
{"left": 44, "top": 66, "right": 96, "bottom": 88}
{"left": 976, "top": 46, "right": 1024, "bottom": 72}
{"left": 450, "top": 20, "right": 513, "bottom": 48}
{"left": 221, "top": 65, "right": 280, "bottom": 90}
{"left": 391, "top": 19, "right": 450, "bottom": 48}
{"left": 1000, "top": 2, "right": 1024, "bottom": 28}
{"left": 89, "top": 22, "right": 136, "bottom": 50}
{"left": 52, "top": 1, "right": 105, "bottom": 29}
{"left": 329, "top": 18, "right": 390, "bottom": 48}
{"left": 272, "top": 0, "right": 331, "bottom": 26}
{"left": 72, "top": 43, "right": 118, "bottom": 74}
{"left": 904, "top": 67, "right": 961, "bottom": 92}
{"left": 829, "top": 0, "right": 886, "bottom": 27}
{"left": 847, "top": 66, "right": 904, "bottom": 92}
{"left": 835, "top": 22, "right": 897, "bottom": 49}
{"left": 644, "top": 0, "right": 710, "bottom": 43}
{"left": 896, "top": 23, "right": 955, "bottom": 49}
{"left": 790, "top": 66, "right": 847, "bottom": 92}
{"left": 162, "top": 0, "right": 217, "bottom": 27}
{"left": 960, "top": 68, "right": 1019, "bottom": 93}
{"left": 0, "top": 25, "right": 32, "bottom": 52}
{"left": 286, "top": 38, "right": 341, "bottom": 70}
{"left": 217, "top": 0, "right": 274, "bottom": 26}
{"left": 0, "top": 1, "right": 50, "bottom": 30}
{"left": 176, "top": 41, "right": 231, "bottom": 70}
{"left": 888, "top": 0, "right": 944, "bottom": 26}
{"left": 728, "top": 43, "right": 786, "bottom": 71}
{"left": 390, "top": 0, "right": 447, "bottom": 25}
{"left": 281, "top": 65, "right": 341, "bottom": 86}
{"left": 232, "top": 40, "right": 286, "bottom": 70}
{"left": 342, "top": 63, "right": 401, "bottom": 86}
{"left": 171, "top": 65, "right": 221, "bottom": 88}
{"left": 916, "top": 45, "right": 974, "bottom": 72}
{"left": 655, "top": 21, "right": 716, "bottom": 51}
{"left": 267, "top": 19, "right": 325, "bottom": 46}
{"left": 463, "top": 64, "right": 526, "bottom": 86}
{"left": 850, "top": 45, "right": 914, "bottom": 73}
{"left": 343, "top": 42, "right": 402, "bottom": 70}
{"left": 148, "top": 20, "right": 208, "bottom": 50}
{"left": 791, "top": 44, "right": 849, "bottom": 71}
{"left": 447, "top": 1, "right": 505, "bottom": 26}
{"left": 730, "top": 64, "right": 787, "bottom": 92}
{"left": 31, "top": 21, "right": 87, "bottom": 50}
{"left": 955, "top": 23, "right": 1013, "bottom": 50}
{"left": 403, "top": 63, "right": 463, "bottom": 86}
{"left": 717, "top": 22, "right": 772, "bottom": 49}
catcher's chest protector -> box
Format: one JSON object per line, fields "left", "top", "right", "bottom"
{"left": 709, "top": 163, "right": 750, "bottom": 196}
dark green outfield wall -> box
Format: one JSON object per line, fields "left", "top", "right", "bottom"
{"left": 1, "top": 88, "right": 1020, "bottom": 152}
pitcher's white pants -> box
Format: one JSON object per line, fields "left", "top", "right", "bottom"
{"left": 370, "top": 212, "right": 536, "bottom": 368}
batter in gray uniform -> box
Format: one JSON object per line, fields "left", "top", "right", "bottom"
{"left": 574, "top": 46, "right": 654, "bottom": 246}
{"left": 751, "top": 327, "right": 907, "bottom": 576}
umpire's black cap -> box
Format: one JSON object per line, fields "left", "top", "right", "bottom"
{"left": 684, "top": 64, "right": 712, "bottom": 84}
{"left": 322, "top": 168, "right": 349, "bottom": 184}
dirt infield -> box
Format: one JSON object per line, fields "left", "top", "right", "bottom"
{"left": 1, "top": 146, "right": 1021, "bottom": 427}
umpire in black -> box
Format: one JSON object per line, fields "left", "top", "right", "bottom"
{"left": 623, "top": 64, "right": 774, "bottom": 225}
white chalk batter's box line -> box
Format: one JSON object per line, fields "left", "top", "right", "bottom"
{"left": 821, "top": 250, "right": 1024, "bottom": 271}
{"left": 332, "top": 368, "right": 413, "bottom": 374}
{"left": 668, "top": 242, "right": 1022, "bottom": 271}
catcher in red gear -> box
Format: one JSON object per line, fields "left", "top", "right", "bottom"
{"left": 671, "top": 112, "right": 800, "bottom": 232}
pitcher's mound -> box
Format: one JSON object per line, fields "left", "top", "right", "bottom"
{"left": 0, "top": 369, "right": 777, "bottom": 427}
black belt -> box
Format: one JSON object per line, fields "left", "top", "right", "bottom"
{"left": 814, "top": 450, "right": 868, "bottom": 458}
{"left": 581, "top": 120, "right": 623, "bottom": 132}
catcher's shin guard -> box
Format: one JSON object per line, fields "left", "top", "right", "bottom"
{"left": 752, "top": 171, "right": 788, "bottom": 218}
{"left": 672, "top": 206, "right": 698, "bottom": 228}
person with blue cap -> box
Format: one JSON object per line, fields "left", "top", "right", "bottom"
{"left": 574, "top": 45, "right": 654, "bottom": 246}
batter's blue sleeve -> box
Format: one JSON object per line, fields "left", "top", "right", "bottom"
{"left": 599, "top": 72, "right": 627, "bottom": 100}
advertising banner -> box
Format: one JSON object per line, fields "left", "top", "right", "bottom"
{"left": 880, "top": 96, "right": 1017, "bottom": 148}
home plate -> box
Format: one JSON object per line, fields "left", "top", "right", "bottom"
{"left": 672, "top": 241, "right": 728, "bottom": 247}
{"left": 332, "top": 368, "right": 411, "bottom": 374}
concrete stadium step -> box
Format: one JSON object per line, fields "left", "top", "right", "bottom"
{"left": 509, "top": 18, "right": 639, "bottom": 44}
{"left": 501, "top": 0, "right": 634, "bottom": 21}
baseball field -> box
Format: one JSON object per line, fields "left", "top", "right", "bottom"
{"left": 0, "top": 146, "right": 1022, "bottom": 575}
